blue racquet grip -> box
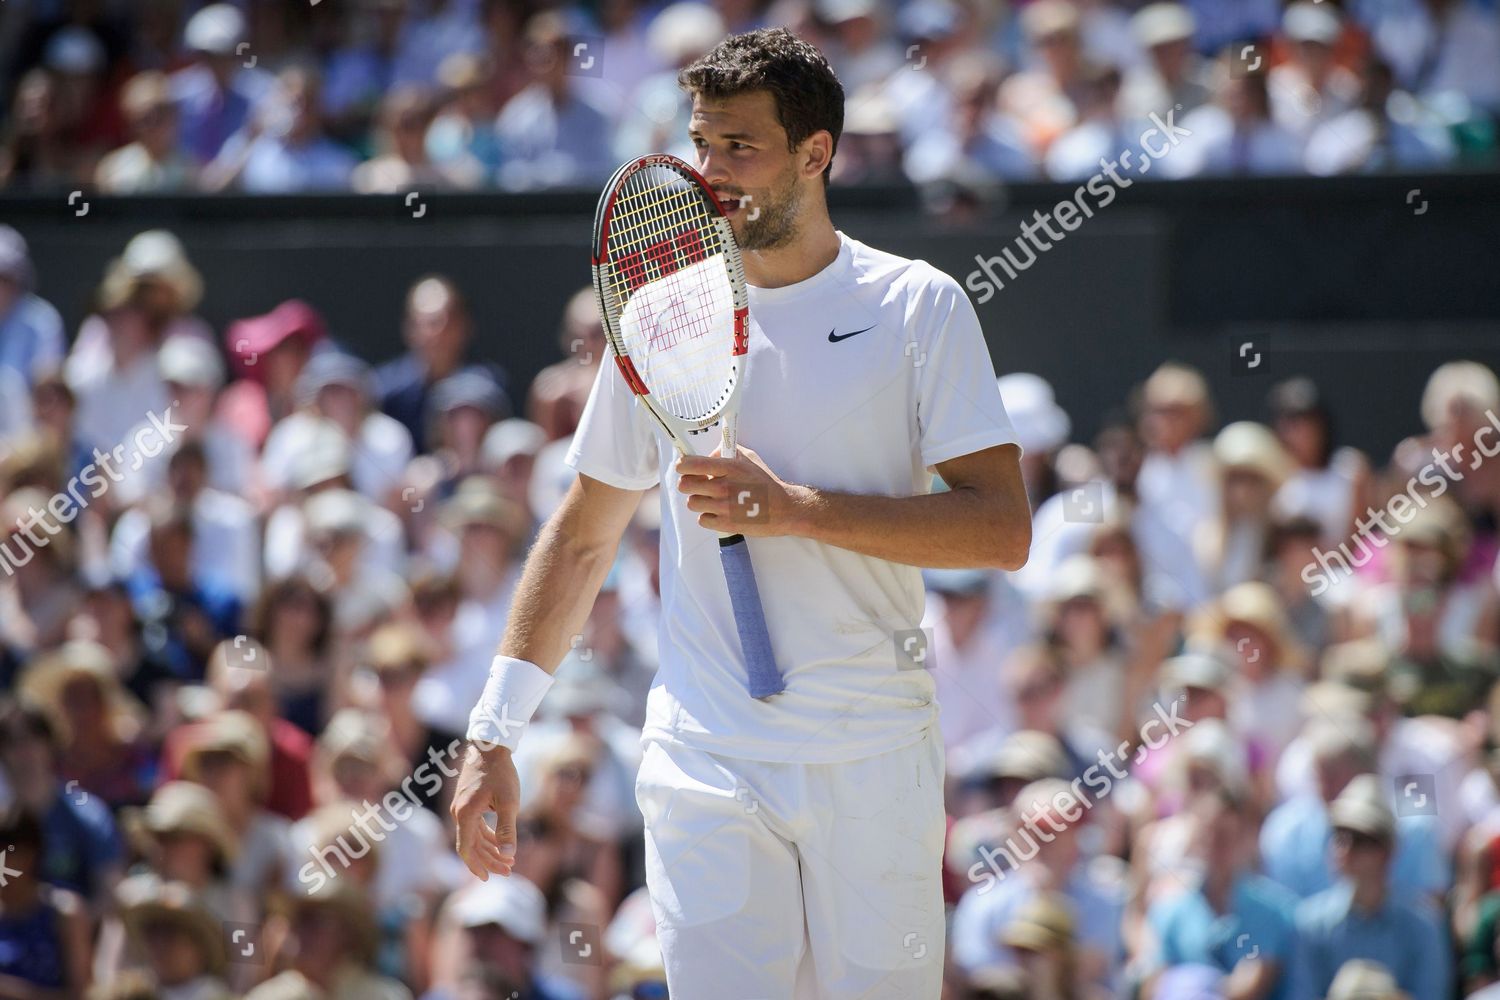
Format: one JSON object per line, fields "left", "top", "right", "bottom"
{"left": 718, "top": 534, "right": 785, "bottom": 699}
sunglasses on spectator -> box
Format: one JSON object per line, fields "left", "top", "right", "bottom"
{"left": 1333, "top": 828, "right": 1385, "bottom": 851}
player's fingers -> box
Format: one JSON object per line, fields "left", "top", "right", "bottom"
{"left": 492, "top": 802, "right": 520, "bottom": 874}
{"left": 676, "top": 454, "right": 733, "bottom": 477}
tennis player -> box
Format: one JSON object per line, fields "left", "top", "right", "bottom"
{"left": 453, "top": 28, "right": 1031, "bottom": 998}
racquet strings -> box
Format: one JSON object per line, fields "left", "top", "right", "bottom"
{"left": 606, "top": 164, "right": 736, "bottom": 424}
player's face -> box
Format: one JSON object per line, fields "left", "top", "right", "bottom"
{"left": 689, "top": 90, "right": 806, "bottom": 252}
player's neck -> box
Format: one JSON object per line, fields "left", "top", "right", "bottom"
{"left": 742, "top": 217, "right": 841, "bottom": 290}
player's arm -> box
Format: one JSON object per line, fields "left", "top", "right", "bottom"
{"left": 676, "top": 441, "right": 1031, "bottom": 570}
{"left": 451, "top": 472, "right": 644, "bottom": 880}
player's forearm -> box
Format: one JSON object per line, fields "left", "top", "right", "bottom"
{"left": 791, "top": 484, "right": 1029, "bottom": 569}
{"left": 496, "top": 515, "right": 619, "bottom": 673}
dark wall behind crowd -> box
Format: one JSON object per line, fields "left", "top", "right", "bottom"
{"left": 5, "top": 171, "right": 1499, "bottom": 461}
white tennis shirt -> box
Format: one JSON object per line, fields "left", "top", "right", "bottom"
{"left": 566, "top": 231, "right": 1019, "bottom": 763}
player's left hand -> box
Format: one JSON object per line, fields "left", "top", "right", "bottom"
{"left": 676, "top": 445, "right": 807, "bottom": 538}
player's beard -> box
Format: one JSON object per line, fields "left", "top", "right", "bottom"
{"left": 737, "top": 168, "right": 802, "bottom": 252}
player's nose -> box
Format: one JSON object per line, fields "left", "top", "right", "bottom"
{"left": 697, "top": 149, "right": 732, "bottom": 189}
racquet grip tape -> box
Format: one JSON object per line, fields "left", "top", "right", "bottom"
{"left": 718, "top": 535, "right": 785, "bottom": 699}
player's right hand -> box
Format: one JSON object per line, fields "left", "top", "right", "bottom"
{"left": 451, "top": 741, "right": 521, "bottom": 881}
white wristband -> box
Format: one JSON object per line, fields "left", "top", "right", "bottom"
{"left": 466, "top": 655, "right": 555, "bottom": 752}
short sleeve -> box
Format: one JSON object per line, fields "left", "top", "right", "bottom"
{"left": 914, "top": 271, "right": 1020, "bottom": 470}
{"left": 564, "top": 356, "right": 662, "bottom": 490}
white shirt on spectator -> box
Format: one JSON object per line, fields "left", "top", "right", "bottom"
{"left": 262, "top": 411, "right": 414, "bottom": 504}
{"left": 110, "top": 487, "right": 263, "bottom": 605}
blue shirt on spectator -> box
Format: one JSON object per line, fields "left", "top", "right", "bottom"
{"left": 1148, "top": 871, "right": 1299, "bottom": 1000}
{"left": 1290, "top": 881, "right": 1451, "bottom": 1000}
{"left": 495, "top": 85, "right": 617, "bottom": 191}
{"left": 226, "top": 132, "right": 360, "bottom": 193}
{"left": 0, "top": 292, "right": 64, "bottom": 384}
{"left": 171, "top": 64, "right": 272, "bottom": 164}
{"left": 41, "top": 784, "right": 123, "bottom": 899}
{"left": 1260, "top": 793, "right": 1449, "bottom": 900}
{"left": 951, "top": 861, "right": 1126, "bottom": 987}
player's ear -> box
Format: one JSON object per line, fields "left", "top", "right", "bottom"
{"left": 799, "top": 131, "right": 834, "bottom": 181}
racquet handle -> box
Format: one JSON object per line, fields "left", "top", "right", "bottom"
{"left": 718, "top": 535, "right": 785, "bottom": 698}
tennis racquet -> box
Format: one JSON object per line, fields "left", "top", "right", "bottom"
{"left": 590, "top": 153, "right": 785, "bottom": 700}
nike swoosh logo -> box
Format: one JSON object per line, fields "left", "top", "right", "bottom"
{"left": 828, "top": 325, "right": 875, "bottom": 343}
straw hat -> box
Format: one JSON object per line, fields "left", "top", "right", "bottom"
{"left": 1328, "top": 774, "right": 1396, "bottom": 844}
{"left": 96, "top": 230, "right": 203, "bottom": 313}
{"left": 1421, "top": 361, "right": 1499, "bottom": 431}
{"left": 1195, "top": 582, "right": 1309, "bottom": 673}
{"left": 178, "top": 710, "right": 270, "bottom": 796}
{"left": 1213, "top": 421, "right": 1292, "bottom": 488}
{"left": 983, "top": 730, "right": 1070, "bottom": 784}
{"left": 17, "top": 640, "right": 146, "bottom": 744}
{"left": 279, "top": 877, "right": 381, "bottom": 964}
{"left": 441, "top": 476, "right": 528, "bottom": 540}
{"left": 316, "top": 708, "right": 389, "bottom": 767}
{"left": 116, "top": 872, "right": 228, "bottom": 976}
{"left": 127, "top": 780, "right": 240, "bottom": 866}
{"left": 1000, "top": 892, "right": 1075, "bottom": 952}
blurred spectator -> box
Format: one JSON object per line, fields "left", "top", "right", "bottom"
{"left": 111, "top": 439, "right": 263, "bottom": 607}
{"left": 1200, "top": 422, "right": 1291, "bottom": 592}
{"left": 1289, "top": 774, "right": 1451, "bottom": 1000}
{"left": 1362, "top": 0, "right": 1500, "bottom": 115}
{"left": 427, "top": 370, "right": 512, "bottom": 496}
{"left": 124, "top": 500, "right": 243, "bottom": 683}
{"left": 1144, "top": 788, "right": 1298, "bottom": 999}
{"left": 0, "top": 700, "right": 124, "bottom": 903}
{"left": 322, "top": 0, "right": 407, "bottom": 139}
{"left": 245, "top": 576, "right": 337, "bottom": 736}
{"left": 0, "top": 802, "right": 93, "bottom": 996}
{"left": 0, "top": 227, "right": 65, "bottom": 388}
{"left": 1047, "top": 556, "right": 1132, "bottom": 743}
{"left": 1269, "top": 3, "right": 1360, "bottom": 139}
{"left": 430, "top": 873, "right": 584, "bottom": 1000}
{"left": 392, "top": 0, "right": 485, "bottom": 90}
{"left": 17, "top": 640, "right": 154, "bottom": 809}
{"left": 377, "top": 276, "right": 498, "bottom": 453}
{"left": 353, "top": 84, "right": 460, "bottom": 192}
{"left": 951, "top": 778, "right": 1126, "bottom": 992}
{"left": 526, "top": 288, "right": 604, "bottom": 443}
{"left": 1137, "top": 363, "right": 1220, "bottom": 549}
{"left": 906, "top": 54, "right": 1037, "bottom": 194}
{"left": 831, "top": 83, "right": 906, "bottom": 183}
{"left": 206, "top": 66, "right": 358, "bottom": 192}
{"left": 922, "top": 568, "right": 1023, "bottom": 756}
{"left": 112, "top": 873, "right": 234, "bottom": 1000}
{"left": 425, "top": 53, "right": 504, "bottom": 185}
{"left": 246, "top": 879, "right": 412, "bottom": 999}
{"left": 0, "top": 70, "right": 79, "bottom": 190}
{"left": 96, "top": 71, "right": 195, "bottom": 193}
{"left": 1045, "top": 60, "right": 1129, "bottom": 181}
{"left": 1267, "top": 376, "right": 1370, "bottom": 549}
{"left": 171, "top": 4, "right": 271, "bottom": 166}
{"left": 495, "top": 12, "right": 618, "bottom": 191}
{"left": 1001, "top": 1, "right": 1087, "bottom": 154}
{"left": 221, "top": 299, "right": 329, "bottom": 455}
{"left": 1165, "top": 58, "right": 1303, "bottom": 177}
{"left": 264, "top": 351, "right": 414, "bottom": 505}
{"left": 820, "top": 0, "right": 903, "bottom": 92}
{"left": 66, "top": 230, "right": 209, "bottom": 459}
{"left": 1120, "top": 3, "right": 1211, "bottom": 121}
{"left": 1306, "top": 55, "right": 1457, "bottom": 175}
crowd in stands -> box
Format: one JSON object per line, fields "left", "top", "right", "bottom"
{"left": 2, "top": 0, "right": 1498, "bottom": 198}
{"left": 4, "top": 216, "right": 1500, "bottom": 996}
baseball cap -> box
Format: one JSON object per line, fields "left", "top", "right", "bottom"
{"left": 294, "top": 351, "right": 373, "bottom": 406}
{"left": 481, "top": 418, "right": 546, "bottom": 469}
{"left": 1283, "top": 2, "right": 1341, "bottom": 44}
{"left": 430, "top": 368, "right": 509, "bottom": 421}
{"left": 985, "top": 730, "right": 1069, "bottom": 783}
{"left": 1161, "top": 650, "right": 1233, "bottom": 695}
{"left": 286, "top": 419, "right": 352, "bottom": 491}
{"left": 452, "top": 874, "right": 547, "bottom": 943}
{"left": 226, "top": 300, "right": 326, "bottom": 367}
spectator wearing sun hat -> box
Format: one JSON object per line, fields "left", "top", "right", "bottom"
{"left": 245, "top": 878, "right": 410, "bottom": 1000}
{"left": 1289, "top": 775, "right": 1451, "bottom": 1000}
{"left": 0, "top": 225, "right": 65, "bottom": 388}
{"left": 65, "top": 230, "right": 212, "bottom": 457}
{"left": 261, "top": 351, "right": 414, "bottom": 505}
{"left": 1121, "top": 3, "right": 1212, "bottom": 121}
{"left": 18, "top": 639, "right": 155, "bottom": 809}
{"left": 428, "top": 873, "right": 584, "bottom": 1000}
{"left": 1268, "top": 2, "right": 1359, "bottom": 139}
{"left": 114, "top": 872, "right": 235, "bottom": 999}
{"left": 117, "top": 780, "right": 247, "bottom": 931}
{"left": 220, "top": 298, "right": 329, "bottom": 456}
{"left": 96, "top": 70, "right": 196, "bottom": 193}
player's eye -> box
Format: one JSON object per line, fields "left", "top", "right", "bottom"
{"left": 690, "top": 136, "right": 708, "bottom": 149}
{"left": 730, "top": 141, "right": 751, "bottom": 151}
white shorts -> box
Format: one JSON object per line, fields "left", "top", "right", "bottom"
{"left": 635, "top": 728, "right": 947, "bottom": 999}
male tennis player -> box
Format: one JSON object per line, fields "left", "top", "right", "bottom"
{"left": 453, "top": 28, "right": 1031, "bottom": 998}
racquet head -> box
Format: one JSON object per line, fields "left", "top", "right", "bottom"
{"left": 591, "top": 154, "right": 750, "bottom": 441}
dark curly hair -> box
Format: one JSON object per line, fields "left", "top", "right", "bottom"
{"left": 678, "top": 28, "right": 845, "bottom": 184}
